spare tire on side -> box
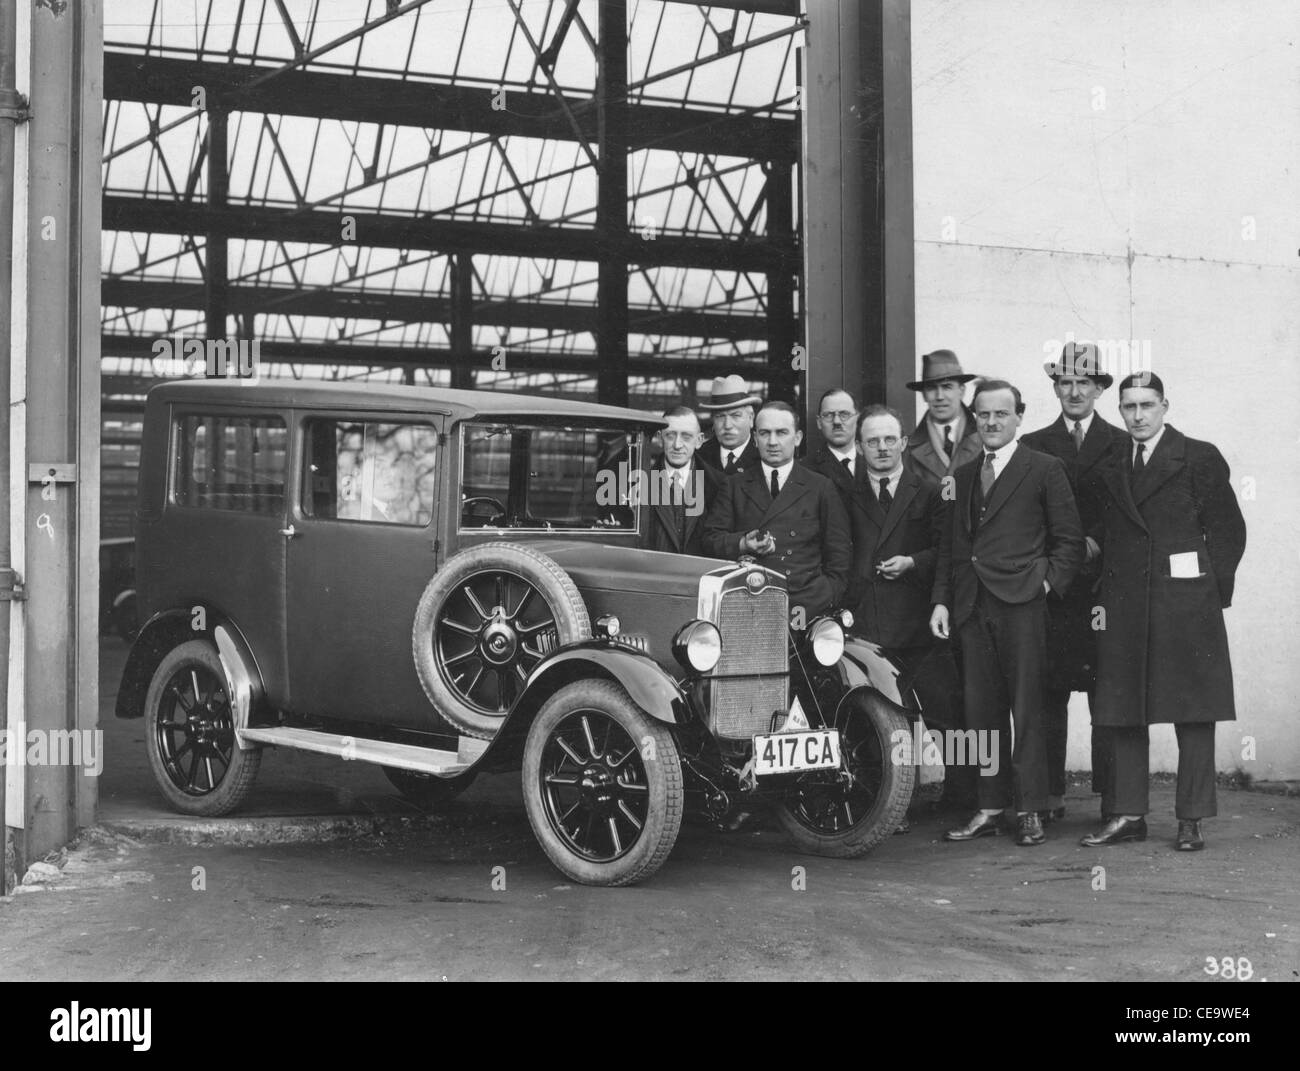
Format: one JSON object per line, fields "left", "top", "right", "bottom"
{"left": 412, "top": 542, "right": 591, "bottom": 738}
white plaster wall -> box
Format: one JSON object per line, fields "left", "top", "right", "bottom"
{"left": 909, "top": 0, "right": 1300, "bottom": 776}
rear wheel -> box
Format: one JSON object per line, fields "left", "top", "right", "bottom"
{"left": 522, "top": 680, "right": 682, "bottom": 886}
{"left": 144, "top": 640, "right": 261, "bottom": 816}
{"left": 382, "top": 766, "right": 476, "bottom": 809}
{"left": 772, "top": 694, "right": 914, "bottom": 858}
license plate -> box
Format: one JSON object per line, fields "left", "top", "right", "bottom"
{"left": 753, "top": 730, "right": 842, "bottom": 776}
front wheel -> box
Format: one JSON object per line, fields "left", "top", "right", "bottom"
{"left": 772, "top": 693, "right": 914, "bottom": 858}
{"left": 522, "top": 680, "right": 682, "bottom": 886}
{"left": 144, "top": 640, "right": 262, "bottom": 816}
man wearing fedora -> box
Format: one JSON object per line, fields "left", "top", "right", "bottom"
{"left": 1021, "top": 342, "right": 1129, "bottom": 824}
{"left": 696, "top": 374, "right": 762, "bottom": 478}
{"left": 904, "top": 350, "right": 984, "bottom": 491}
{"left": 1080, "top": 373, "right": 1246, "bottom": 852}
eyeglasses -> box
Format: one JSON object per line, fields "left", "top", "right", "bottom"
{"left": 819, "top": 410, "right": 856, "bottom": 424}
{"left": 862, "top": 436, "right": 900, "bottom": 448}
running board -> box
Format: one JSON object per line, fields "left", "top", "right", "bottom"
{"left": 238, "top": 726, "right": 485, "bottom": 776}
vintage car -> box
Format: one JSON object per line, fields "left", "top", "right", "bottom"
{"left": 117, "top": 380, "right": 918, "bottom": 885}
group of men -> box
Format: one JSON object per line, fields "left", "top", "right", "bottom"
{"left": 640, "top": 347, "right": 1246, "bottom": 852}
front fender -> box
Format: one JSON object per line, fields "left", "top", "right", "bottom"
{"left": 469, "top": 642, "right": 690, "bottom": 773}
{"left": 837, "top": 635, "right": 920, "bottom": 717}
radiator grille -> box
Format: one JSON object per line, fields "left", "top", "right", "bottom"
{"left": 710, "top": 585, "right": 789, "bottom": 739}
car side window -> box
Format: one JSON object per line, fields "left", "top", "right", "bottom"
{"left": 173, "top": 413, "right": 287, "bottom": 513}
{"left": 303, "top": 418, "right": 438, "bottom": 527}
{"left": 460, "top": 423, "right": 638, "bottom": 531}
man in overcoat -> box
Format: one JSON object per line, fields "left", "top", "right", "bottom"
{"left": 804, "top": 388, "right": 866, "bottom": 512}
{"left": 1020, "top": 342, "right": 1129, "bottom": 821}
{"left": 696, "top": 374, "right": 762, "bottom": 478}
{"left": 903, "top": 350, "right": 984, "bottom": 490}
{"left": 703, "top": 402, "right": 851, "bottom": 618}
{"left": 1081, "top": 373, "right": 1246, "bottom": 852}
{"left": 640, "top": 406, "right": 719, "bottom": 557}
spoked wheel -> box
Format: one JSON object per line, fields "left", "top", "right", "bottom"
{"left": 772, "top": 694, "right": 914, "bottom": 858}
{"left": 413, "top": 543, "right": 590, "bottom": 738}
{"left": 144, "top": 640, "right": 261, "bottom": 816}
{"left": 523, "top": 680, "right": 682, "bottom": 886}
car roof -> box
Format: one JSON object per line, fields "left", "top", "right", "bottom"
{"left": 147, "top": 379, "right": 667, "bottom": 427}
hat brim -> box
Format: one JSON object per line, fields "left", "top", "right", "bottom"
{"left": 905, "top": 373, "right": 977, "bottom": 391}
{"left": 700, "top": 392, "right": 762, "bottom": 411}
{"left": 1043, "top": 361, "right": 1113, "bottom": 388}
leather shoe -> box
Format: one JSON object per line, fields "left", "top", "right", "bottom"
{"left": 944, "top": 811, "right": 1003, "bottom": 842}
{"left": 1016, "top": 812, "right": 1046, "bottom": 846}
{"left": 1175, "top": 820, "right": 1205, "bottom": 851}
{"left": 1037, "top": 806, "right": 1066, "bottom": 825}
{"left": 1080, "top": 815, "right": 1147, "bottom": 846}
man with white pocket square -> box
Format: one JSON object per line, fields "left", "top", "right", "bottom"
{"left": 1081, "top": 372, "right": 1246, "bottom": 852}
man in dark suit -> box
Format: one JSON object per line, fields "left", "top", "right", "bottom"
{"left": 804, "top": 388, "right": 866, "bottom": 511}
{"left": 1081, "top": 373, "right": 1246, "bottom": 852}
{"left": 1020, "top": 342, "right": 1129, "bottom": 823}
{"left": 930, "top": 380, "right": 1084, "bottom": 846}
{"left": 904, "top": 350, "right": 984, "bottom": 491}
{"left": 703, "top": 402, "right": 851, "bottom": 618}
{"left": 696, "top": 373, "right": 762, "bottom": 478}
{"left": 640, "top": 405, "right": 719, "bottom": 557}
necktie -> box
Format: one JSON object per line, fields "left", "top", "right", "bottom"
{"left": 980, "top": 452, "right": 996, "bottom": 499}
{"left": 670, "top": 472, "right": 683, "bottom": 505}
{"left": 1072, "top": 420, "right": 1084, "bottom": 452}
{"left": 943, "top": 425, "right": 954, "bottom": 459}
{"left": 770, "top": 468, "right": 781, "bottom": 500}
{"left": 726, "top": 451, "right": 737, "bottom": 474}
{"left": 841, "top": 456, "right": 852, "bottom": 475}
{"left": 1131, "top": 442, "right": 1146, "bottom": 478}
{"left": 878, "top": 477, "right": 892, "bottom": 509}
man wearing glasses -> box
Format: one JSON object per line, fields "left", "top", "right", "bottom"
{"left": 804, "top": 388, "right": 866, "bottom": 510}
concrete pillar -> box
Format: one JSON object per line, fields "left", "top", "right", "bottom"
{"left": 801, "top": 0, "right": 914, "bottom": 435}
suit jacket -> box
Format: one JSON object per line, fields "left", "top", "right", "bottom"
{"left": 1021, "top": 413, "right": 1128, "bottom": 689}
{"left": 932, "top": 443, "right": 1084, "bottom": 628}
{"left": 846, "top": 468, "right": 946, "bottom": 648}
{"left": 697, "top": 436, "right": 760, "bottom": 479}
{"left": 1091, "top": 427, "right": 1246, "bottom": 727}
{"left": 702, "top": 464, "right": 851, "bottom": 616}
{"left": 904, "top": 406, "right": 983, "bottom": 490}
{"left": 639, "top": 459, "right": 719, "bottom": 557}
{"left": 802, "top": 444, "right": 868, "bottom": 513}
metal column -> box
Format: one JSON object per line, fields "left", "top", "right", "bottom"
{"left": 595, "top": 0, "right": 628, "bottom": 407}
{"left": 801, "top": 0, "right": 914, "bottom": 432}
{"left": 449, "top": 252, "right": 474, "bottom": 390}
{"left": 765, "top": 160, "right": 798, "bottom": 406}
{"left": 205, "top": 107, "right": 228, "bottom": 347}
{"left": 15, "top": 0, "right": 101, "bottom": 869}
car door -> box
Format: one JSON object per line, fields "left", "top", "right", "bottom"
{"left": 284, "top": 411, "right": 447, "bottom": 730}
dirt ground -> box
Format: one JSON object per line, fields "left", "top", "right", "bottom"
{"left": 1, "top": 639, "right": 1295, "bottom": 982}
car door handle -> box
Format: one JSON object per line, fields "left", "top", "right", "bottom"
{"left": 280, "top": 524, "right": 300, "bottom": 538}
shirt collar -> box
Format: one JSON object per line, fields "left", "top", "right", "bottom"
{"left": 1067, "top": 411, "right": 1095, "bottom": 438}
{"left": 1134, "top": 425, "right": 1166, "bottom": 458}
{"left": 723, "top": 436, "right": 751, "bottom": 459}
{"left": 761, "top": 460, "right": 794, "bottom": 479}
{"left": 828, "top": 443, "right": 857, "bottom": 463}
{"left": 984, "top": 439, "right": 1019, "bottom": 463}
{"left": 869, "top": 464, "right": 904, "bottom": 486}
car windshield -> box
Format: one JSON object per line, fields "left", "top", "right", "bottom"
{"left": 460, "top": 423, "right": 641, "bottom": 532}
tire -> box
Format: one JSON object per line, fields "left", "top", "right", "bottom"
{"left": 144, "top": 640, "right": 261, "bottom": 817}
{"left": 412, "top": 542, "right": 590, "bottom": 739}
{"left": 522, "top": 680, "right": 682, "bottom": 887}
{"left": 772, "top": 693, "right": 915, "bottom": 859}
{"left": 382, "top": 766, "right": 476, "bottom": 809}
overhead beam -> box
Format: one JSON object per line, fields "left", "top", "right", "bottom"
{"left": 101, "top": 279, "right": 771, "bottom": 340}
{"left": 103, "top": 53, "right": 799, "bottom": 162}
{"left": 661, "top": 0, "right": 800, "bottom": 13}
{"left": 101, "top": 335, "right": 775, "bottom": 378}
{"left": 102, "top": 196, "right": 792, "bottom": 273}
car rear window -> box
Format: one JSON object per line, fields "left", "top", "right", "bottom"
{"left": 173, "top": 413, "right": 287, "bottom": 513}
{"left": 460, "top": 423, "right": 638, "bottom": 532}
{"left": 302, "top": 418, "right": 439, "bottom": 527}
